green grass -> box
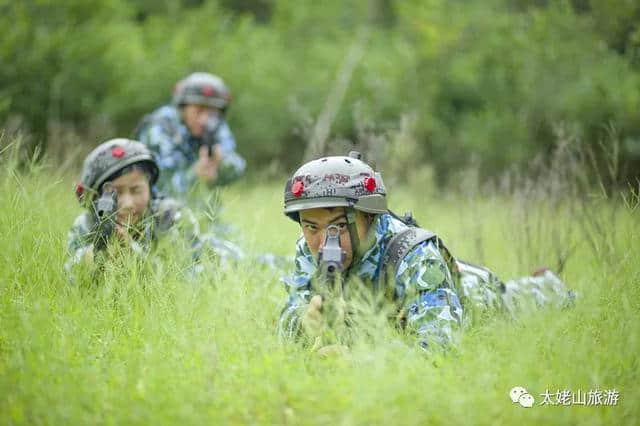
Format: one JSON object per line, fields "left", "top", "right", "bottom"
{"left": 0, "top": 160, "right": 638, "bottom": 425}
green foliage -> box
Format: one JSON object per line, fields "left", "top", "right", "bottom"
{"left": 1, "top": 0, "right": 640, "bottom": 183}
{"left": 395, "top": 0, "right": 640, "bottom": 183}
{"left": 0, "top": 0, "right": 131, "bottom": 141}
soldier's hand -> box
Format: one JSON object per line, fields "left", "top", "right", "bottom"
{"left": 195, "top": 145, "right": 221, "bottom": 183}
{"left": 114, "top": 223, "right": 131, "bottom": 245}
{"left": 301, "top": 295, "right": 325, "bottom": 338}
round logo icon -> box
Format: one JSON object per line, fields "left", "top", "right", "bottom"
{"left": 510, "top": 386, "right": 535, "bottom": 408}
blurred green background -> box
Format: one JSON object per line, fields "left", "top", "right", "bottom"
{"left": 2, "top": 0, "right": 640, "bottom": 185}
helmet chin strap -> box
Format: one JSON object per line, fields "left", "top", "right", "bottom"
{"left": 345, "top": 207, "right": 361, "bottom": 263}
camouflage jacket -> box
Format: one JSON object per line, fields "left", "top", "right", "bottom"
{"left": 66, "top": 197, "right": 207, "bottom": 272}
{"left": 136, "top": 105, "right": 246, "bottom": 197}
{"left": 279, "top": 213, "right": 573, "bottom": 349}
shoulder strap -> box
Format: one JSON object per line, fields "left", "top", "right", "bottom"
{"left": 381, "top": 227, "right": 436, "bottom": 276}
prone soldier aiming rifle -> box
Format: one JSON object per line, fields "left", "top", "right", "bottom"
{"left": 132, "top": 72, "right": 246, "bottom": 196}
{"left": 71, "top": 139, "right": 159, "bottom": 259}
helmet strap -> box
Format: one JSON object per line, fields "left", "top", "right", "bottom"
{"left": 346, "top": 207, "right": 361, "bottom": 260}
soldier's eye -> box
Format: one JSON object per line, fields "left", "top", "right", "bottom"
{"left": 336, "top": 223, "right": 348, "bottom": 230}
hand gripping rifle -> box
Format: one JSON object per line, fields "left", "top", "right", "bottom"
{"left": 92, "top": 182, "right": 117, "bottom": 251}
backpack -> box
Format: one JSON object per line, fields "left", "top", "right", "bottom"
{"left": 380, "top": 211, "right": 502, "bottom": 295}
{"left": 131, "top": 107, "right": 181, "bottom": 142}
{"left": 131, "top": 113, "right": 154, "bottom": 141}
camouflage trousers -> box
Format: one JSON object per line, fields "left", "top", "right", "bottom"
{"left": 456, "top": 260, "right": 575, "bottom": 317}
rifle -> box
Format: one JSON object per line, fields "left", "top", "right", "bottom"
{"left": 202, "top": 114, "right": 223, "bottom": 157}
{"left": 92, "top": 182, "right": 117, "bottom": 251}
{"left": 315, "top": 224, "right": 346, "bottom": 329}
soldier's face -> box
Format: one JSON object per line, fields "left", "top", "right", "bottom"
{"left": 111, "top": 169, "right": 151, "bottom": 226}
{"left": 299, "top": 208, "right": 371, "bottom": 269}
{"left": 181, "top": 104, "right": 221, "bottom": 138}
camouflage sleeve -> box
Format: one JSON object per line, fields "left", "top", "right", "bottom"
{"left": 211, "top": 121, "right": 246, "bottom": 186}
{"left": 396, "top": 239, "right": 464, "bottom": 350}
{"left": 277, "top": 237, "right": 316, "bottom": 339}
{"left": 153, "top": 198, "right": 246, "bottom": 267}
{"left": 65, "top": 213, "right": 95, "bottom": 271}
{"left": 138, "top": 117, "right": 197, "bottom": 196}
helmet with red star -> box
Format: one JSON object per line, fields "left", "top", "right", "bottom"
{"left": 172, "top": 72, "right": 232, "bottom": 111}
{"left": 283, "top": 151, "right": 387, "bottom": 223}
{"left": 75, "top": 138, "right": 158, "bottom": 205}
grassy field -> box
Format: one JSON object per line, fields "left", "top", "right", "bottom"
{"left": 0, "top": 157, "right": 638, "bottom": 425}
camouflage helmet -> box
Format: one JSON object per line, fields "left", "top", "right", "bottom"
{"left": 75, "top": 138, "right": 159, "bottom": 204}
{"left": 284, "top": 151, "right": 387, "bottom": 222}
{"left": 172, "top": 72, "right": 232, "bottom": 110}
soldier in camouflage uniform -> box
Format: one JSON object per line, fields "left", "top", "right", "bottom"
{"left": 278, "top": 152, "right": 574, "bottom": 351}
{"left": 134, "top": 72, "right": 246, "bottom": 198}
{"left": 66, "top": 138, "right": 242, "bottom": 276}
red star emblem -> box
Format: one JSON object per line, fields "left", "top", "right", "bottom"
{"left": 201, "top": 86, "right": 215, "bottom": 97}
{"left": 364, "top": 176, "right": 376, "bottom": 192}
{"left": 292, "top": 180, "right": 305, "bottom": 198}
{"left": 111, "top": 147, "right": 125, "bottom": 158}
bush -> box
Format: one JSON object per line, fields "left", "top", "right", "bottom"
{"left": 395, "top": 0, "right": 640, "bottom": 184}
{"left": 1, "top": 0, "right": 639, "bottom": 184}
